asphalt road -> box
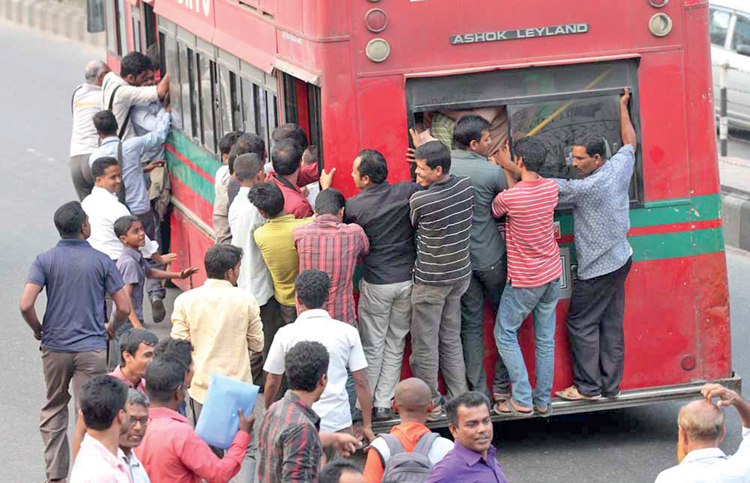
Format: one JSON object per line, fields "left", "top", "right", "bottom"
{"left": 1, "top": 21, "right": 748, "bottom": 483}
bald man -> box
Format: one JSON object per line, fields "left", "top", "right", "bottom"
{"left": 655, "top": 384, "right": 750, "bottom": 483}
{"left": 363, "top": 378, "right": 454, "bottom": 483}
{"left": 70, "top": 60, "right": 111, "bottom": 200}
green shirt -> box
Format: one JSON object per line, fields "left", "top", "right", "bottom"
{"left": 449, "top": 150, "right": 508, "bottom": 269}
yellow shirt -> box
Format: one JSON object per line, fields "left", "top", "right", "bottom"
{"left": 253, "top": 214, "right": 313, "bottom": 306}
{"left": 170, "top": 278, "right": 264, "bottom": 404}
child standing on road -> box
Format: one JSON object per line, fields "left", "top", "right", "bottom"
{"left": 491, "top": 138, "right": 562, "bottom": 416}
{"left": 112, "top": 215, "right": 198, "bottom": 332}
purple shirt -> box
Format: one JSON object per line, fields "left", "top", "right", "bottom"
{"left": 425, "top": 441, "right": 510, "bottom": 483}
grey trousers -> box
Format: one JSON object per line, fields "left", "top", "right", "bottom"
{"left": 135, "top": 210, "right": 166, "bottom": 302}
{"left": 40, "top": 348, "right": 107, "bottom": 480}
{"left": 70, "top": 154, "right": 94, "bottom": 201}
{"left": 190, "top": 398, "right": 257, "bottom": 483}
{"left": 359, "top": 279, "right": 412, "bottom": 409}
{"left": 410, "top": 278, "right": 471, "bottom": 405}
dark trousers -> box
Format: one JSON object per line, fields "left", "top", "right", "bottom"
{"left": 460, "top": 260, "right": 511, "bottom": 397}
{"left": 250, "top": 297, "right": 283, "bottom": 388}
{"left": 566, "top": 257, "right": 632, "bottom": 397}
{"left": 136, "top": 210, "right": 166, "bottom": 302}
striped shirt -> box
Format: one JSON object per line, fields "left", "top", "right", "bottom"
{"left": 258, "top": 391, "right": 323, "bottom": 483}
{"left": 492, "top": 178, "right": 561, "bottom": 288}
{"left": 410, "top": 175, "right": 474, "bottom": 285}
{"left": 293, "top": 214, "right": 369, "bottom": 325}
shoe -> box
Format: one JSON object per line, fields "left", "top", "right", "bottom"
{"left": 151, "top": 297, "right": 166, "bottom": 323}
{"left": 427, "top": 398, "right": 445, "bottom": 422}
{"left": 602, "top": 390, "right": 622, "bottom": 399}
{"left": 372, "top": 407, "right": 395, "bottom": 422}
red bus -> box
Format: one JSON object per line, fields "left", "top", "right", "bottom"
{"left": 102, "top": 0, "right": 740, "bottom": 424}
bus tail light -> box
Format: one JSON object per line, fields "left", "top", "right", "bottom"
{"left": 366, "top": 38, "right": 391, "bottom": 63}
{"left": 365, "top": 8, "right": 388, "bottom": 33}
{"left": 648, "top": 0, "right": 669, "bottom": 7}
{"left": 649, "top": 13, "right": 673, "bottom": 37}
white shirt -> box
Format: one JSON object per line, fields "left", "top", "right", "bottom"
{"left": 655, "top": 427, "right": 750, "bottom": 483}
{"left": 131, "top": 101, "right": 166, "bottom": 162}
{"left": 82, "top": 187, "right": 158, "bottom": 260}
{"left": 213, "top": 165, "right": 231, "bottom": 217}
{"left": 101, "top": 72, "right": 159, "bottom": 141}
{"left": 118, "top": 448, "right": 151, "bottom": 483}
{"left": 264, "top": 309, "right": 368, "bottom": 432}
{"left": 228, "top": 186, "right": 274, "bottom": 305}
{"left": 70, "top": 83, "right": 102, "bottom": 157}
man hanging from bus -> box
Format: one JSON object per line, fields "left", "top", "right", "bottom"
{"left": 554, "top": 88, "right": 637, "bottom": 402}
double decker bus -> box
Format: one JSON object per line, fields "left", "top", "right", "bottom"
{"left": 100, "top": 0, "right": 739, "bottom": 424}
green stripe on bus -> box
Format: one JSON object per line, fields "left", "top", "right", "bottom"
{"left": 168, "top": 130, "right": 222, "bottom": 178}
{"left": 630, "top": 227, "right": 724, "bottom": 261}
{"left": 167, "top": 152, "right": 216, "bottom": 204}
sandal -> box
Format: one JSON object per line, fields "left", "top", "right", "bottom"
{"left": 555, "top": 385, "right": 601, "bottom": 401}
{"left": 494, "top": 399, "right": 533, "bottom": 415}
{"left": 535, "top": 404, "right": 554, "bottom": 417}
{"left": 493, "top": 392, "right": 511, "bottom": 403}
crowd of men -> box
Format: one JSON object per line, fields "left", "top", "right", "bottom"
{"left": 17, "top": 53, "right": 750, "bottom": 483}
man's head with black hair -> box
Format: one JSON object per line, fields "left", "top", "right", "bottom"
{"left": 204, "top": 244, "right": 243, "bottom": 284}
{"left": 120, "top": 51, "right": 154, "bottom": 86}
{"left": 234, "top": 153, "right": 265, "bottom": 185}
{"left": 572, "top": 134, "right": 607, "bottom": 176}
{"left": 319, "top": 459, "right": 364, "bottom": 483}
{"left": 118, "top": 328, "right": 158, "bottom": 381}
{"left": 302, "top": 145, "right": 318, "bottom": 166}
{"left": 352, "top": 149, "right": 387, "bottom": 190}
{"left": 80, "top": 375, "right": 128, "bottom": 431}
{"left": 54, "top": 201, "right": 89, "bottom": 239}
{"left": 93, "top": 110, "right": 118, "bottom": 138}
{"left": 414, "top": 141, "right": 451, "bottom": 187}
{"left": 294, "top": 270, "right": 330, "bottom": 311}
{"left": 272, "top": 123, "right": 308, "bottom": 151}
{"left": 154, "top": 338, "right": 194, "bottom": 389}
{"left": 145, "top": 357, "right": 187, "bottom": 407}
{"left": 453, "top": 115, "right": 492, "bottom": 156}
{"left": 91, "top": 157, "right": 122, "bottom": 194}
{"left": 248, "top": 182, "right": 285, "bottom": 219}
{"left": 113, "top": 215, "right": 145, "bottom": 250}
{"left": 513, "top": 137, "right": 548, "bottom": 174}
{"left": 445, "top": 391, "right": 493, "bottom": 457}
{"left": 228, "top": 133, "right": 265, "bottom": 174}
{"left": 219, "top": 131, "right": 243, "bottom": 164}
{"left": 314, "top": 188, "right": 345, "bottom": 220}
{"left": 271, "top": 139, "right": 303, "bottom": 177}
{"left": 285, "top": 341, "right": 328, "bottom": 400}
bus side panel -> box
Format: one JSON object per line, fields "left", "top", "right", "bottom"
{"left": 169, "top": 208, "right": 193, "bottom": 292}
{"left": 684, "top": 3, "right": 722, "bottom": 197}
{"left": 693, "top": 251, "right": 731, "bottom": 380}
{"left": 639, "top": 51, "right": 690, "bottom": 201}
{"left": 356, "top": 76, "right": 411, "bottom": 193}
{"left": 187, "top": 219, "right": 212, "bottom": 289}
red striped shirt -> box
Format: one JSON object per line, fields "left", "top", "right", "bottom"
{"left": 492, "top": 178, "right": 561, "bottom": 288}
{"left": 293, "top": 214, "right": 370, "bottom": 325}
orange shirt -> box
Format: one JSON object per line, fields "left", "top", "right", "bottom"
{"left": 363, "top": 422, "right": 432, "bottom": 483}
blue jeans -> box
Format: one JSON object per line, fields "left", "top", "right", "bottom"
{"left": 494, "top": 279, "right": 561, "bottom": 408}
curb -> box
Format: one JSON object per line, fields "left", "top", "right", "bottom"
{"left": 0, "top": 0, "right": 105, "bottom": 48}
{"left": 722, "top": 189, "right": 750, "bottom": 252}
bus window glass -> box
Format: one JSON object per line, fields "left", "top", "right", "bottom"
{"left": 143, "top": 3, "right": 157, "bottom": 53}
{"left": 508, "top": 95, "right": 622, "bottom": 179}
{"left": 255, "top": 85, "right": 268, "bottom": 146}
{"left": 270, "top": 92, "right": 279, "bottom": 132}
{"left": 230, "top": 72, "right": 242, "bottom": 131}
{"left": 104, "top": 0, "right": 116, "bottom": 54}
{"left": 217, "top": 65, "right": 233, "bottom": 136}
{"left": 196, "top": 56, "right": 217, "bottom": 152}
{"left": 157, "top": 31, "right": 166, "bottom": 76}
{"left": 731, "top": 15, "right": 750, "bottom": 52}
{"left": 240, "top": 77, "right": 257, "bottom": 134}
{"left": 709, "top": 9, "right": 731, "bottom": 47}
{"left": 282, "top": 75, "right": 298, "bottom": 124}
{"left": 165, "top": 35, "right": 182, "bottom": 130}
{"left": 307, "top": 84, "right": 323, "bottom": 166}
{"left": 131, "top": 9, "right": 142, "bottom": 52}
{"left": 181, "top": 46, "right": 196, "bottom": 139}
{"left": 116, "top": 0, "right": 127, "bottom": 56}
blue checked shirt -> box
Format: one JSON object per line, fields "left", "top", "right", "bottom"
{"left": 556, "top": 145, "right": 635, "bottom": 280}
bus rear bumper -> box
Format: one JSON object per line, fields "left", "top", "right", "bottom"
{"left": 372, "top": 373, "right": 742, "bottom": 431}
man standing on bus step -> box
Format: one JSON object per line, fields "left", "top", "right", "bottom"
{"left": 345, "top": 150, "right": 421, "bottom": 422}
{"left": 250, "top": 182, "right": 314, "bottom": 325}
{"left": 214, "top": 131, "right": 243, "bottom": 244}
{"left": 228, "top": 154, "right": 276, "bottom": 388}
{"left": 266, "top": 139, "right": 334, "bottom": 219}
{"left": 226, "top": 133, "right": 267, "bottom": 208}
{"left": 89, "top": 110, "right": 171, "bottom": 322}
{"left": 447, "top": 115, "right": 512, "bottom": 405}
{"left": 19, "top": 201, "right": 132, "bottom": 483}
{"left": 271, "top": 123, "right": 320, "bottom": 183}
{"left": 555, "top": 88, "right": 637, "bottom": 402}
{"left": 69, "top": 60, "right": 110, "bottom": 201}
{"left": 101, "top": 51, "right": 169, "bottom": 141}
{"left": 409, "top": 141, "right": 474, "bottom": 420}
{"left": 294, "top": 188, "right": 369, "bottom": 326}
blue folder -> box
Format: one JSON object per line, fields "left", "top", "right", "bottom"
{"left": 195, "top": 374, "right": 260, "bottom": 450}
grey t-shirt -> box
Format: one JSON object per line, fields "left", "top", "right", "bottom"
{"left": 449, "top": 150, "right": 508, "bottom": 270}
{"left": 115, "top": 246, "right": 149, "bottom": 323}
